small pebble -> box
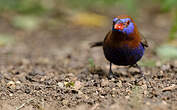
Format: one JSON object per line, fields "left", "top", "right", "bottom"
{"left": 74, "top": 81, "right": 83, "bottom": 90}
{"left": 7, "top": 81, "right": 15, "bottom": 86}
{"left": 112, "top": 88, "right": 116, "bottom": 91}
{"left": 162, "top": 100, "right": 167, "bottom": 105}
{"left": 9, "top": 93, "right": 13, "bottom": 97}
{"left": 142, "top": 84, "right": 148, "bottom": 90}
{"left": 100, "top": 95, "right": 104, "bottom": 98}
{"left": 125, "top": 96, "right": 130, "bottom": 99}
{"left": 112, "top": 94, "right": 116, "bottom": 97}
{"left": 57, "top": 82, "right": 64, "bottom": 88}
{"left": 25, "top": 89, "right": 31, "bottom": 94}
{"left": 7, "top": 81, "right": 16, "bottom": 89}
{"left": 161, "top": 64, "right": 170, "bottom": 71}
{"left": 16, "top": 85, "right": 21, "bottom": 90}
{"left": 15, "top": 81, "right": 21, "bottom": 84}
{"left": 62, "top": 100, "right": 69, "bottom": 105}
{"left": 101, "top": 79, "right": 109, "bottom": 87}
{"left": 78, "top": 91, "right": 83, "bottom": 95}
{"left": 117, "top": 81, "right": 122, "bottom": 88}
{"left": 144, "top": 90, "right": 148, "bottom": 95}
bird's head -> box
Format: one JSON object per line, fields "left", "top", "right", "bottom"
{"left": 112, "top": 15, "right": 136, "bottom": 35}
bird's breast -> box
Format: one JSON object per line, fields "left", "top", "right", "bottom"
{"left": 104, "top": 31, "right": 141, "bottom": 49}
{"left": 103, "top": 43, "right": 145, "bottom": 66}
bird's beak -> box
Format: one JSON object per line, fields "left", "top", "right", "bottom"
{"left": 114, "top": 23, "right": 124, "bottom": 30}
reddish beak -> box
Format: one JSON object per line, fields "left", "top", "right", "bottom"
{"left": 114, "top": 23, "right": 124, "bottom": 30}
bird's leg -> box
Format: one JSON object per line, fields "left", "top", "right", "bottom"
{"left": 108, "top": 62, "right": 114, "bottom": 79}
{"left": 134, "top": 64, "right": 144, "bottom": 78}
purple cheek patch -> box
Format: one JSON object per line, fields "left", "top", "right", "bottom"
{"left": 113, "top": 18, "right": 118, "bottom": 22}
{"left": 123, "top": 22, "right": 134, "bottom": 35}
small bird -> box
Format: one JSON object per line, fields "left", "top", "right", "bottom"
{"left": 90, "top": 15, "right": 148, "bottom": 78}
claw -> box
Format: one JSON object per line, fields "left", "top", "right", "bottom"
{"left": 135, "top": 64, "right": 146, "bottom": 80}
{"left": 107, "top": 62, "right": 117, "bottom": 79}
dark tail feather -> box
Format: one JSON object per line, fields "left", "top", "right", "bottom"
{"left": 90, "top": 41, "right": 103, "bottom": 48}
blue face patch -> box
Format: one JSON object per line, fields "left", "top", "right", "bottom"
{"left": 119, "top": 18, "right": 131, "bottom": 22}
{"left": 112, "top": 18, "right": 134, "bottom": 35}
{"left": 122, "top": 22, "right": 134, "bottom": 35}
{"left": 113, "top": 18, "right": 118, "bottom": 23}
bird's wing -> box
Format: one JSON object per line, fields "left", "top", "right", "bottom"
{"left": 140, "top": 33, "right": 149, "bottom": 47}
{"left": 90, "top": 31, "right": 112, "bottom": 48}
{"left": 90, "top": 41, "right": 103, "bottom": 48}
{"left": 103, "top": 31, "right": 112, "bottom": 42}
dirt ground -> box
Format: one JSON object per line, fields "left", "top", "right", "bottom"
{"left": 0, "top": 8, "right": 177, "bottom": 110}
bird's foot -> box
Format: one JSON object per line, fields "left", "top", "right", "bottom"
{"left": 132, "top": 64, "right": 146, "bottom": 80}
{"left": 135, "top": 71, "right": 147, "bottom": 84}
{"left": 107, "top": 70, "right": 117, "bottom": 79}
{"left": 139, "top": 68, "right": 147, "bottom": 80}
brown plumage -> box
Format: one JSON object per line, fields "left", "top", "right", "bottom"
{"left": 90, "top": 15, "right": 148, "bottom": 78}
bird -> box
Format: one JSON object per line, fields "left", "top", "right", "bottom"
{"left": 90, "top": 15, "right": 148, "bottom": 78}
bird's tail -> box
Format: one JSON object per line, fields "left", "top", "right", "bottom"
{"left": 90, "top": 41, "right": 103, "bottom": 48}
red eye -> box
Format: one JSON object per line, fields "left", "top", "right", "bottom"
{"left": 127, "top": 20, "right": 130, "bottom": 25}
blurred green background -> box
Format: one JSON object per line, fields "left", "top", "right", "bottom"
{"left": 0, "top": 0, "right": 176, "bottom": 35}
{"left": 0, "top": 0, "right": 176, "bottom": 62}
